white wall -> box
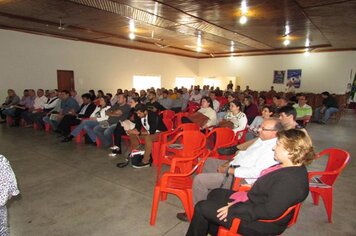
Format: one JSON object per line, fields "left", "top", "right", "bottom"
{"left": 0, "top": 29, "right": 198, "bottom": 100}
{"left": 199, "top": 52, "right": 356, "bottom": 94}
{"left": 1, "top": 29, "right": 355, "bottom": 103}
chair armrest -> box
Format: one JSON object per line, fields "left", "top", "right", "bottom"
{"left": 229, "top": 218, "right": 242, "bottom": 233}
{"left": 308, "top": 170, "right": 338, "bottom": 179}
{"left": 238, "top": 184, "right": 252, "bottom": 192}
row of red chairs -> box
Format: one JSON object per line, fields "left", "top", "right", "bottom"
{"left": 150, "top": 144, "right": 350, "bottom": 235}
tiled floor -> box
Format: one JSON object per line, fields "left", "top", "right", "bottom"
{"left": 1, "top": 112, "right": 356, "bottom": 236}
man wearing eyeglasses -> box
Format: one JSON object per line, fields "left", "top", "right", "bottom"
{"left": 176, "top": 118, "right": 283, "bottom": 222}
{"left": 127, "top": 104, "right": 167, "bottom": 168}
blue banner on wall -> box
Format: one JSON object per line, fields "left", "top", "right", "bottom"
{"left": 287, "top": 69, "right": 302, "bottom": 88}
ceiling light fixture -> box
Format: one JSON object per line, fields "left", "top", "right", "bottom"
{"left": 239, "top": 15, "right": 248, "bottom": 24}
{"left": 241, "top": 0, "right": 248, "bottom": 14}
{"left": 197, "top": 46, "right": 202, "bottom": 52}
{"left": 283, "top": 39, "right": 290, "bottom": 46}
{"left": 129, "top": 32, "right": 135, "bottom": 40}
{"left": 230, "top": 46, "right": 234, "bottom": 52}
{"left": 129, "top": 19, "right": 135, "bottom": 32}
{"left": 239, "top": 1, "right": 248, "bottom": 25}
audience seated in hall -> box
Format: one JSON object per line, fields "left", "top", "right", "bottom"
{"left": 32, "top": 90, "right": 60, "bottom": 129}
{"left": 110, "top": 97, "right": 140, "bottom": 156}
{"left": 189, "top": 88, "right": 203, "bottom": 105}
{"left": 126, "top": 104, "right": 167, "bottom": 168}
{"left": 93, "top": 93, "right": 131, "bottom": 148}
{"left": 176, "top": 118, "right": 282, "bottom": 222}
{"left": 70, "top": 90, "right": 83, "bottom": 106}
{"left": 56, "top": 93, "right": 96, "bottom": 137}
{"left": 171, "top": 89, "right": 185, "bottom": 113}
{"left": 61, "top": 96, "right": 110, "bottom": 143}
{"left": 209, "top": 91, "right": 220, "bottom": 113}
{"left": 43, "top": 90, "right": 80, "bottom": 131}
{"left": 10, "top": 89, "right": 36, "bottom": 127}
{"left": 0, "top": 89, "right": 20, "bottom": 123}
{"left": 243, "top": 95, "right": 259, "bottom": 125}
{"left": 186, "top": 129, "right": 314, "bottom": 236}
{"left": 313, "top": 91, "right": 339, "bottom": 124}
{"left": 21, "top": 89, "right": 48, "bottom": 127}
{"left": 158, "top": 90, "right": 173, "bottom": 110}
{"left": 217, "top": 93, "right": 236, "bottom": 122}
{"left": 293, "top": 94, "right": 312, "bottom": 126}
{"left": 146, "top": 91, "right": 166, "bottom": 113}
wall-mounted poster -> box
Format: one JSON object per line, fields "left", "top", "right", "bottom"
{"left": 273, "top": 70, "right": 285, "bottom": 84}
{"left": 287, "top": 69, "right": 302, "bottom": 88}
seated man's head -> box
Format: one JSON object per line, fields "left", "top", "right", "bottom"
{"left": 321, "top": 91, "right": 330, "bottom": 99}
{"left": 81, "top": 93, "right": 93, "bottom": 105}
{"left": 243, "top": 95, "right": 253, "bottom": 106}
{"left": 298, "top": 95, "right": 308, "bottom": 106}
{"left": 37, "top": 89, "right": 44, "bottom": 97}
{"left": 278, "top": 97, "right": 288, "bottom": 107}
{"left": 162, "top": 90, "right": 169, "bottom": 98}
{"left": 117, "top": 93, "right": 128, "bottom": 105}
{"left": 61, "top": 90, "right": 70, "bottom": 100}
{"left": 278, "top": 106, "right": 297, "bottom": 128}
{"left": 258, "top": 118, "right": 283, "bottom": 141}
{"left": 209, "top": 91, "right": 217, "bottom": 101}
{"left": 148, "top": 91, "right": 157, "bottom": 101}
{"left": 135, "top": 104, "right": 148, "bottom": 118}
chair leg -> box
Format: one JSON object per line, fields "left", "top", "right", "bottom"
{"left": 320, "top": 189, "right": 333, "bottom": 223}
{"left": 150, "top": 185, "right": 161, "bottom": 226}
{"left": 161, "top": 192, "right": 168, "bottom": 201}
{"left": 311, "top": 191, "right": 320, "bottom": 205}
{"left": 186, "top": 189, "right": 194, "bottom": 221}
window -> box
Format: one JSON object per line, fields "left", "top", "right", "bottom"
{"left": 203, "top": 78, "right": 220, "bottom": 88}
{"left": 175, "top": 77, "right": 196, "bottom": 88}
{"left": 133, "top": 75, "right": 161, "bottom": 90}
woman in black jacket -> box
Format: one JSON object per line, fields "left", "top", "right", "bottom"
{"left": 186, "top": 129, "right": 315, "bottom": 236}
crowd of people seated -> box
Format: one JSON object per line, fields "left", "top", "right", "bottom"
{"left": 0, "top": 84, "right": 345, "bottom": 234}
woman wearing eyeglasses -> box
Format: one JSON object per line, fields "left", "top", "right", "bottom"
{"left": 186, "top": 129, "right": 315, "bottom": 236}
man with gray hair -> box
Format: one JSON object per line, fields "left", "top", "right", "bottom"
{"left": 176, "top": 118, "right": 283, "bottom": 221}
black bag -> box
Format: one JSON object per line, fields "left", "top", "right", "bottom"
{"left": 217, "top": 146, "right": 239, "bottom": 156}
{"left": 131, "top": 153, "right": 144, "bottom": 166}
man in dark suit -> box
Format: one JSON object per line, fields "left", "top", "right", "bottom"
{"left": 128, "top": 103, "right": 167, "bottom": 168}
{"left": 56, "top": 93, "right": 96, "bottom": 137}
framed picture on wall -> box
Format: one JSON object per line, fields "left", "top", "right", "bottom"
{"left": 287, "top": 69, "right": 302, "bottom": 88}
{"left": 273, "top": 70, "right": 285, "bottom": 84}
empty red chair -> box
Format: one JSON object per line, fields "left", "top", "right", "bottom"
{"left": 150, "top": 150, "right": 210, "bottom": 225}
{"left": 308, "top": 148, "right": 350, "bottom": 223}
{"left": 160, "top": 110, "right": 175, "bottom": 120}
{"left": 205, "top": 127, "right": 235, "bottom": 158}
{"left": 217, "top": 203, "right": 302, "bottom": 236}
{"left": 156, "top": 130, "right": 206, "bottom": 180}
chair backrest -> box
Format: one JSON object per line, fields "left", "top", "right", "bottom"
{"left": 233, "top": 128, "right": 247, "bottom": 145}
{"left": 318, "top": 148, "right": 350, "bottom": 186}
{"left": 160, "top": 110, "right": 175, "bottom": 120}
{"left": 162, "top": 118, "right": 174, "bottom": 130}
{"left": 206, "top": 127, "right": 235, "bottom": 151}
{"left": 180, "top": 130, "right": 207, "bottom": 152}
{"left": 173, "top": 112, "right": 189, "bottom": 128}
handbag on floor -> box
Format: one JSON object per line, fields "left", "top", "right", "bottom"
{"left": 117, "top": 135, "right": 145, "bottom": 168}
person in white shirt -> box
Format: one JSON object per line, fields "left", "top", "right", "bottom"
{"left": 197, "top": 96, "right": 217, "bottom": 128}
{"left": 32, "top": 90, "right": 60, "bottom": 129}
{"left": 176, "top": 118, "right": 282, "bottom": 222}
{"left": 61, "top": 96, "right": 111, "bottom": 144}
{"left": 21, "top": 89, "right": 48, "bottom": 126}
{"left": 189, "top": 89, "right": 203, "bottom": 104}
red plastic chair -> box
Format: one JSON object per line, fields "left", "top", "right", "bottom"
{"left": 205, "top": 127, "right": 235, "bottom": 158}
{"left": 187, "top": 101, "right": 200, "bottom": 114}
{"left": 156, "top": 130, "right": 206, "bottom": 180}
{"left": 173, "top": 112, "right": 189, "bottom": 128}
{"left": 160, "top": 110, "right": 175, "bottom": 120}
{"left": 233, "top": 128, "right": 247, "bottom": 145}
{"left": 308, "top": 148, "right": 350, "bottom": 223}
{"left": 217, "top": 203, "right": 302, "bottom": 236}
{"left": 150, "top": 150, "right": 210, "bottom": 225}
